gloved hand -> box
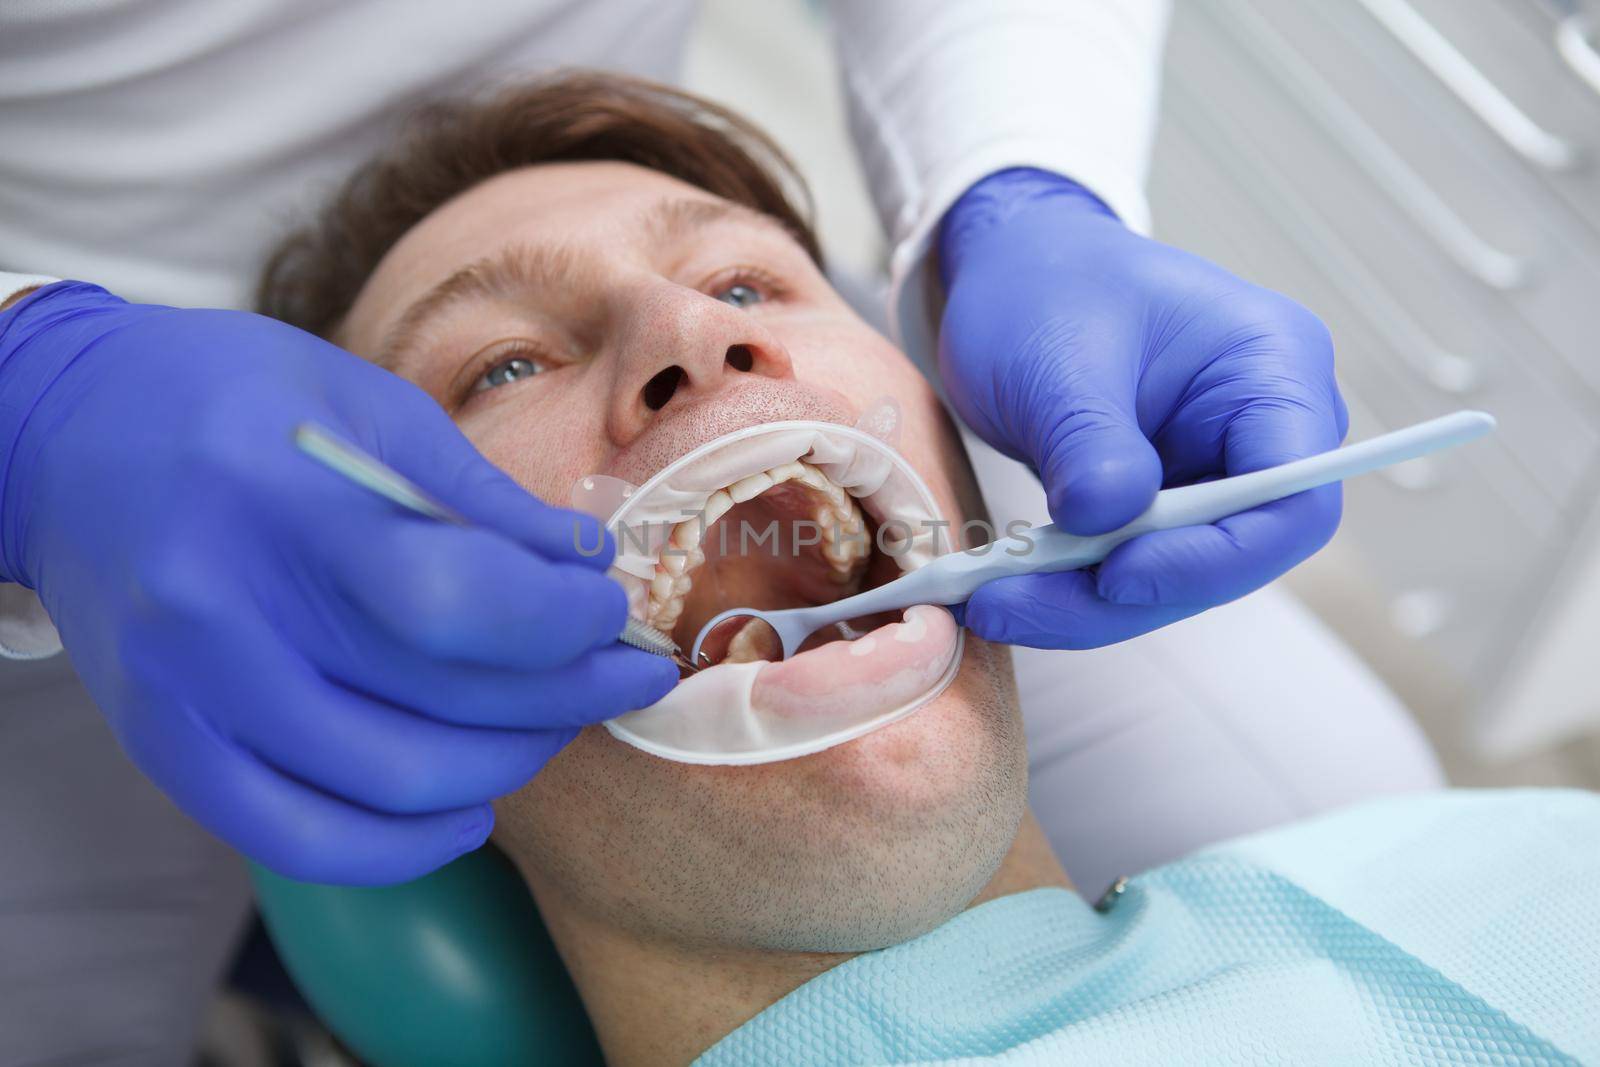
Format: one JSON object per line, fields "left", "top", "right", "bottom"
{"left": 938, "top": 168, "right": 1348, "bottom": 648}
{"left": 0, "top": 283, "right": 676, "bottom": 884}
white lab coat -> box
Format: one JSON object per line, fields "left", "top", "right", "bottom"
{"left": 0, "top": 5, "right": 1441, "bottom": 1061}
{"left": 0, "top": 0, "right": 1164, "bottom": 309}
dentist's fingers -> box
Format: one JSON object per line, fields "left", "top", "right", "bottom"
{"left": 1218, "top": 389, "right": 1351, "bottom": 475}
{"left": 1094, "top": 487, "right": 1342, "bottom": 608}
{"left": 1033, "top": 391, "right": 1164, "bottom": 537}
{"left": 963, "top": 568, "right": 1193, "bottom": 650}
{"left": 1149, "top": 298, "right": 1349, "bottom": 487}
{"left": 207, "top": 638, "right": 580, "bottom": 814}
{"left": 296, "top": 510, "right": 677, "bottom": 726}
{"left": 241, "top": 698, "right": 578, "bottom": 817}
{"left": 966, "top": 488, "right": 1340, "bottom": 647}
{"left": 323, "top": 517, "right": 634, "bottom": 671}
{"left": 343, "top": 387, "right": 616, "bottom": 570}
{"left": 1109, "top": 372, "right": 1345, "bottom": 607}
{"left": 938, "top": 305, "right": 1164, "bottom": 537}
{"left": 113, "top": 685, "right": 492, "bottom": 886}
{"left": 317, "top": 634, "right": 678, "bottom": 729}
{"left": 1014, "top": 328, "right": 1163, "bottom": 535}
{"left": 1151, "top": 387, "right": 1349, "bottom": 491}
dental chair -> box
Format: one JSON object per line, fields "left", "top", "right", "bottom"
{"left": 249, "top": 849, "right": 601, "bottom": 1066}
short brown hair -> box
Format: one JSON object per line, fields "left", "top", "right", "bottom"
{"left": 256, "top": 71, "right": 821, "bottom": 338}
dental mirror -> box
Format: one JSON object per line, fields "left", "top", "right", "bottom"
{"left": 688, "top": 410, "right": 1497, "bottom": 670}
{"left": 691, "top": 612, "right": 782, "bottom": 669}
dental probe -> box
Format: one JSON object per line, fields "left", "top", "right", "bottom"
{"left": 690, "top": 409, "right": 1497, "bottom": 668}
{"left": 291, "top": 423, "right": 689, "bottom": 669}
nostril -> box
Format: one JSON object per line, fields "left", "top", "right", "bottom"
{"left": 725, "top": 344, "right": 755, "bottom": 372}
{"left": 642, "top": 366, "right": 686, "bottom": 411}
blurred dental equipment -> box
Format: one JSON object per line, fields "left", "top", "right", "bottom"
{"left": 292, "top": 423, "right": 687, "bottom": 668}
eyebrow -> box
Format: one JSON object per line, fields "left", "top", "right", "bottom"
{"left": 374, "top": 243, "right": 575, "bottom": 372}
{"left": 373, "top": 196, "right": 790, "bottom": 372}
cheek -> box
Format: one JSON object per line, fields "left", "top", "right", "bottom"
{"left": 788, "top": 327, "right": 984, "bottom": 529}
{"left": 455, "top": 380, "right": 613, "bottom": 505}
{"left": 787, "top": 322, "right": 917, "bottom": 397}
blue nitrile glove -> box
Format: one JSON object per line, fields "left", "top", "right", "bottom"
{"left": 0, "top": 283, "right": 676, "bottom": 885}
{"left": 938, "top": 168, "right": 1348, "bottom": 648}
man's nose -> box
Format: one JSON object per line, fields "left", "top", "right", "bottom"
{"left": 608, "top": 285, "right": 794, "bottom": 437}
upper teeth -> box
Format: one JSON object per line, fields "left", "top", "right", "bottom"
{"left": 645, "top": 459, "right": 870, "bottom": 633}
{"left": 603, "top": 422, "right": 944, "bottom": 637}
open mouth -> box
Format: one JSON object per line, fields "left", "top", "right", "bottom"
{"left": 601, "top": 420, "right": 964, "bottom": 764}
{"left": 647, "top": 459, "right": 899, "bottom": 665}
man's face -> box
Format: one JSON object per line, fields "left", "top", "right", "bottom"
{"left": 339, "top": 161, "right": 1026, "bottom": 952}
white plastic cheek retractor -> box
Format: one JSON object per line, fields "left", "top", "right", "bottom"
{"left": 570, "top": 408, "right": 966, "bottom": 766}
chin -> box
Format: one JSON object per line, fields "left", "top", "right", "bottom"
{"left": 787, "top": 639, "right": 1025, "bottom": 813}
{"left": 503, "top": 637, "right": 1025, "bottom": 956}
{"left": 738, "top": 638, "right": 1029, "bottom": 952}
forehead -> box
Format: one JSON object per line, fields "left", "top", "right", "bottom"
{"left": 343, "top": 160, "right": 777, "bottom": 349}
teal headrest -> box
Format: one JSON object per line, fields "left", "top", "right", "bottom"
{"left": 250, "top": 847, "right": 602, "bottom": 1067}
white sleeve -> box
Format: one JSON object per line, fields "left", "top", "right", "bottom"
{"left": 0, "top": 270, "right": 63, "bottom": 659}
{"left": 0, "top": 585, "right": 61, "bottom": 660}
{"left": 825, "top": 0, "right": 1170, "bottom": 371}
{"left": 0, "top": 271, "right": 59, "bottom": 304}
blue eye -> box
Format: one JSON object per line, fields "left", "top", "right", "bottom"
{"left": 475, "top": 357, "right": 541, "bottom": 392}
{"left": 716, "top": 283, "right": 763, "bottom": 309}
